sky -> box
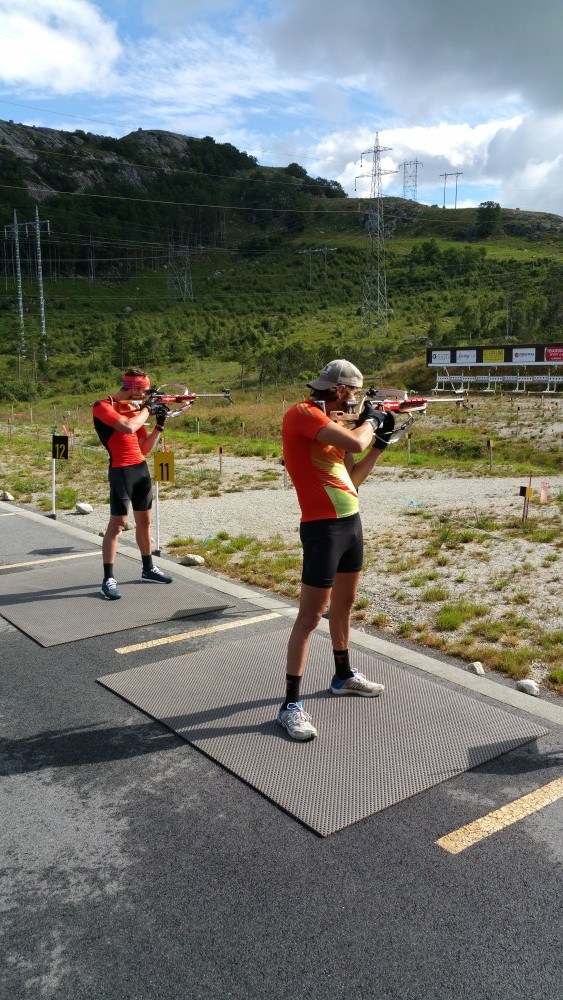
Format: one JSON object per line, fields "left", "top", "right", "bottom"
{"left": 1, "top": 0, "right": 562, "bottom": 215}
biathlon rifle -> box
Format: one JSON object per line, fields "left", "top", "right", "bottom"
{"left": 331, "top": 386, "right": 469, "bottom": 444}
{"left": 144, "top": 382, "right": 234, "bottom": 420}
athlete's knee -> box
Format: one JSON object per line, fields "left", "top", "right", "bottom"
{"left": 106, "top": 518, "right": 126, "bottom": 538}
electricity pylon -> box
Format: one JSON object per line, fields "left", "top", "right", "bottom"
{"left": 402, "top": 159, "right": 423, "bottom": 202}
{"left": 355, "top": 133, "right": 397, "bottom": 341}
{"left": 4, "top": 205, "right": 50, "bottom": 363}
{"left": 167, "top": 244, "right": 193, "bottom": 301}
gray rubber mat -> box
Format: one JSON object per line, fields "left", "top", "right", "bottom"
{"left": 0, "top": 555, "right": 229, "bottom": 646}
{"left": 97, "top": 629, "right": 548, "bottom": 836}
{"left": 0, "top": 512, "right": 97, "bottom": 567}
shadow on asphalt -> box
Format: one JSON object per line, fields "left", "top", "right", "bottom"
{"left": 0, "top": 722, "right": 180, "bottom": 774}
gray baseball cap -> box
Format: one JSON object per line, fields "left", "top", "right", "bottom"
{"left": 307, "top": 359, "right": 363, "bottom": 390}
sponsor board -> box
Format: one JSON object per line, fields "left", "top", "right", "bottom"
{"left": 545, "top": 347, "right": 563, "bottom": 362}
{"left": 455, "top": 349, "right": 477, "bottom": 364}
{"left": 512, "top": 348, "right": 536, "bottom": 364}
{"left": 430, "top": 350, "right": 451, "bottom": 365}
{"left": 483, "top": 349, "right": 505, "bottom": 363}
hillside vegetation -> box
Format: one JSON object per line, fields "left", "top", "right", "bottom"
{"left": 1, "top": 119, "right": 563, "bottom": 403}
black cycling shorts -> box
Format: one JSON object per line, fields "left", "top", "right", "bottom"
{"left": 108, "top": 461, "right": 152, "bottom": 516}
{"left": 300, "top": 513, "right": 363, "bottom": 589}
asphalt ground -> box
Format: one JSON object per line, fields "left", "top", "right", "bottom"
{"left": 1, "top": 505, "right": 563, "bottom": 1000}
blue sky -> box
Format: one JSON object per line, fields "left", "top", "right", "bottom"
{"left": 1, "top": 0, "right": 562, "bottom": 214}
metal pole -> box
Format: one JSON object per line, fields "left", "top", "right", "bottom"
{"left": 35, "top": 206, "right": 48, "bottom": 363}
{"left": 154, "top": 480, "right": 161, "bottom": 556}
{"left": 12, "top": 210, "right": 26, "bottom": 360}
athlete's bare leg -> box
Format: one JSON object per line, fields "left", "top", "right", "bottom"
{"left": 285, "top": 583, "right": 331, "bottom": 676}
{"left": 102, "top": 514, "right": 128, "bottom": 564}
{"left": 133, "top": 508, "right": 152, "bottom": 557}
{"left": 328, "top": 570, "right": 361, "bottom": 650}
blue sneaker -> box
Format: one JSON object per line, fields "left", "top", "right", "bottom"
{"left": 276, "top": 701, "right": 317, "bottom": 741}
{"left": 141, "top": 566, "right": 173, "bottom": 584}
{"left": 101, "top": 577, "right": 122, "bottom": 600}
{"left": 330, "top": 671, "right": 384, "bottom": 697}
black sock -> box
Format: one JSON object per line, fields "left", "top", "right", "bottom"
{"left": 103, "top": 563, "right": 114, "bottom": 582}
{"left": 333, "top": 649, "right": 353, "bottom": 680}
{"left": 283, "top": 673, "right": 302, "bottom": 708}
{"left": 142, "top": 555, "right": 154, "bottom": 572}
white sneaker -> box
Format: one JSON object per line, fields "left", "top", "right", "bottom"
{"left": 330, "top": 671, "right": 384, "bottom": 697}
{"left": 276, "top": 702, "right": 317, "bottom": 741}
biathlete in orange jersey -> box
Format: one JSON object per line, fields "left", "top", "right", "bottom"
{"left": 92, "top": 367, "right": 173, "bottom": 601}
{"left": 277, "top": 359, "right": 395, "bottom": 741}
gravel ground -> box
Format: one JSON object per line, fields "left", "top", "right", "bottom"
{"left": 56, "top": 453, "right": 563, "bottom": 545}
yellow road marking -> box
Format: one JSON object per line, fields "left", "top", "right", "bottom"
{"left": 115, "top": 612, "right": 282, "bottom": 654}
{"left": 436, "top": 776, "right": 563, "bottom": 854}
{"left": 1, "top": 551, "right": 98, "bottom": 569}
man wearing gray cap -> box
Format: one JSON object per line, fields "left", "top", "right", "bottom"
{"left": 278, "top": 359, "right": 395, "bottom": 741}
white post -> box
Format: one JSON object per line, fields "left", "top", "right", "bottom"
{"left": 51, "top": 458, "right": 56, "bottom": 518}
{"left": 154, "top": 480, "right": 160, "bottom": 555}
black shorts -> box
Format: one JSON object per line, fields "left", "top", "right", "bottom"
{"left": 108, "top": 462, "right": 153, "bottom": 516}
{"left": 300, "top": 513, "right": 363, "bottom": 589}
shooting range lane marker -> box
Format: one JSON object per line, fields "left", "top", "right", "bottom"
{"left": 115, "top": 611, "right": 282, "bottom": 654}
{"left": 1, "top": 551, "right": 98, "bottom": 570}
{"left": 435, "top": 776, "right": 563, "bottom": 855}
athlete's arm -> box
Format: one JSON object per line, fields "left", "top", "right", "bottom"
{"left": 316, "top": 419, "right": 375, "bottom": 453}
{"left": 348, "top": 447, "right": 383, "bottom": 488}
{"left": 111, "top": 405, "right": 151, "bottom": 435}
{"left": 139, "top": 426, "right": 163, "bottom": 456}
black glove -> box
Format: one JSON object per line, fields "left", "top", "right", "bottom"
{"left": 356, "top": 400, "right": 386, "bottom": 434}
{"left": 145, "top": 398, "right": 169, "bottom": 416}
{"left": 373, "top": 411, "right": 395, "bottom": 451}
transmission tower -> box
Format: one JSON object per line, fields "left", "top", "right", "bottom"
{"left": 4, "top": 209, "right": 26, "bottom": 362}
{"left": 402, "top": 159, "right": 423, "bottom": 202}
{"left": 355, "top": 133, "right": 397, "bottom": 341}
{"left": 167, "top": 244, "right": 194, "bottom": 301}
{"left": 4, "top": 205, "right": 50, "bottom": 364}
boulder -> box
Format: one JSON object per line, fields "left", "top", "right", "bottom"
{"left": 516, "top": 679, "right": 540, "bottom": 697}
{"left": 180, "top": 554, "right": 206, "bottom": 567}
{"left": 75, "top": 502, "right": 93, "bottom": 514}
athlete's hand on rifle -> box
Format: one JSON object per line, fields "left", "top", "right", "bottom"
{"left": 356, "top": 400, "right": 386, "bottom": 434}
{"left": 146, "top": 401, "right": 170, "bottom": 431}
{"left": 145, "top": 399, "right": 170, "bottom": 418}
{"left": 373, "top": 411, "right": 395, "bottom": 451}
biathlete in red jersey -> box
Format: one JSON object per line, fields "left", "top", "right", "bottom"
{"left": 92, "top": 367, "right": 173, "bottom": 600}
{"left": 278, "top": 359, "right": 395, "bottom": 741}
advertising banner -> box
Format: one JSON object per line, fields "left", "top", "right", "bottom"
{"left": 512, "top": 348, "right": 536, "bottom": 364}
{"left": 430, "top": 350, "right": 452, "bottom": 365}
{"left": 545, "top": 346, "right": 563, "bottom": 362}
{"left": 483, "top": 349, "right": 505, "bottom": 363}
{"left": 456, "top": 349, "right": 477, "bottom": 364}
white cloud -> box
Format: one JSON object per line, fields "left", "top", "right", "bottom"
{"left": 0, "top": 0, "right": 121, "bottom": 94}
{"left": 0, "top": 1, "right": 562, "bottom": 215}
{"left": 258, "top": 0, "right": 563, "bottom": 117}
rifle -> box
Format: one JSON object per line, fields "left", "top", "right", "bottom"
{"left": 331, "top": 386, "right": 468, "bottom": 444}
{"left": 145, "top": 383, "right": 234, "bottom": 420}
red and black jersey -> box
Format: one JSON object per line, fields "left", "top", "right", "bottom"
{"left": 92, "top": 397, "right": 148, "bottom": 468}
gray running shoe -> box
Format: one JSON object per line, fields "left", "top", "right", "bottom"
{"left": 276, "top": 701, "right": 317, "bottom": 741}
{"left": 101, "top": 577, "right": 122, "bottom": 600}
{"left": 330, "top": 671, "right": 384, "bottom": 697}
{"left": 141, "top": 566, "right": 173, "bottom": 583}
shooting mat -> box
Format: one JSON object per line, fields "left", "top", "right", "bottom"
{"left": 0, "top": 511, "right": 98, "bottom": 567}
{"left": 0, "top": 553, "right": 229, "bottom": 646}
{"left": 98, "top": 628, "right": 547, "bottom": 836}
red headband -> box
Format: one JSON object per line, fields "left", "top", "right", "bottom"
{"left": 121, "top": 374, "right": 150, "bottom": 391}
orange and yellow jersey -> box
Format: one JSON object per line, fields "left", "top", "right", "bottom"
{"left": 92, "top": 397, "right": 148, "bottom": 468}
{"left": 282, "top": 399, "right": 359, "bottom": 522}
